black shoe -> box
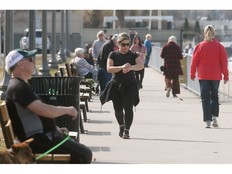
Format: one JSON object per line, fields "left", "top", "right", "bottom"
{"left": 119, "top": 125, "right": 124, "bottom": 137}
{"left": 123, "top": 129, "right": 130, "bottom": 139}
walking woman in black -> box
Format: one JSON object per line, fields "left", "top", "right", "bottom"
{"left": 100, "top": 32, "right": 144, "bottom": 139}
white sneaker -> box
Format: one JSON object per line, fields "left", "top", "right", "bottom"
{"left": 205, "top": 121, "right": 211, "bottom": 128}
{"left": 166, "top": 87, "right": 171, "bottom": 97}
{"left": 212, "top": 117, "right": 219, "bottom": 127}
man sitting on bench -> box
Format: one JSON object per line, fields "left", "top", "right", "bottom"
{"left": 5, "top": 49, "right": 92, "bottom": 164}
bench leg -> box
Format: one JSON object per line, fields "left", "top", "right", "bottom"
{"left": 79, "top": 114, "right": 85, "bottom": 133}
{"left": 81, "top": 105, "right": 88, "bottom": 122}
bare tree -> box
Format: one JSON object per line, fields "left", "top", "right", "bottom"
{"left": 91, "top": 10, "right": 101, "bottom": 27}
{"left": 116, "top": 10, "right": 125, "bottom": 28}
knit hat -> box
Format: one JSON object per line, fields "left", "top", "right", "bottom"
{"left": 5, "top": 49, "right": 37, "bottom": 73}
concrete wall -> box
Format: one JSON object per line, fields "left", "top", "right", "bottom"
{"left": 13, "top": 28, "right": 180, "bottom": 53}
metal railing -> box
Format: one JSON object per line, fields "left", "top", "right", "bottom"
{"left": 151, "top": 46, "right": 232, "bottom": 103}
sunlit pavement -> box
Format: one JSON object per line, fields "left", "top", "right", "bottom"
{"left": 80, "top": 67, "right": 232, "bottom": 164}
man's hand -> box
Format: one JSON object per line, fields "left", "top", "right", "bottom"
{"left": 66, "top": 106, "right": 78, "bottom": 120}
{"left": 224, "top": 80, "right": 228, "bottom": 84}
{"left": 57, "top": 126, "right": 69, "bottom": 135}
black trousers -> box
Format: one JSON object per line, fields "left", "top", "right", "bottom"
{"left": 29, "top": 131, "right": 92, "bottom": 164}
{"left": 135, "top": 68, "right": 144, "bottom": 88}
{"left": 111, "top": 81, "right": 137, "bottom": 130}
{"left": 165, "top": 76, "right": 180, "bottom": 95}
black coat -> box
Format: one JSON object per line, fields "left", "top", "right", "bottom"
{"left": 97, "top": 40, "right": 115, "bottom": 70}
{"left": 160, "top": 41, "right": 183, "bottom": 79}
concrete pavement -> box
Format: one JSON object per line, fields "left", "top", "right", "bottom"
{"left": 80, "top": 67, "right": 232, "bottom": 164}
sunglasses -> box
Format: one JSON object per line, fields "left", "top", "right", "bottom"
{"left": 121, "top": 43, "right": 130, "bottom": 47}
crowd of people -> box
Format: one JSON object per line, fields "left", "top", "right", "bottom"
{"left": 3, "top": 24, "right": 229, "bottom": 163}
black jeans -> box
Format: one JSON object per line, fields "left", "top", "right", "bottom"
{"left": 199, "top": 80, "right": 220, "bottom": 122}
{"left": 29, "top": 131, "right": 92, "bottom": 164}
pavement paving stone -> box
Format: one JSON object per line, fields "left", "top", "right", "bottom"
{"left": 80, "top": 67, "right": 232, "bottom": 164}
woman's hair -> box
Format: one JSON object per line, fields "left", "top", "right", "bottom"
{"left": 168, "top": 35, "right": 177, "bottom": 43}
{"left": 145, "top": 34, "right": 152, "bottom": 40}
{"left": 133, "top": 34, "right": 142, "bottom": 48}
{"left": 117, "top": 32, "right": 130, "bottom": 43}
{"left": 74, "top": 47, "right": 85, "bottom": 56}
{"left": 97, "top": 30, "right": 104, "bottom": 37}
{"left": 204, "top": 25, "right": 215, "bottom": 42}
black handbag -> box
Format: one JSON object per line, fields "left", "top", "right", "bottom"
{"left": 160, "top": 65, "right": 165, "bottom": 72}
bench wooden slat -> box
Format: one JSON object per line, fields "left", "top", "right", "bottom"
{"left": 0, "top": 101, "right": 71, "bottom": 163}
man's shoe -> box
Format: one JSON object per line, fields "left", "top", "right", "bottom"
{"left": 205, "top": 121, "right": 211, "bottom": 128}
{"left": 166, "top": 87, "right": 171, "bottom": 97}
{"left": 123, "top": 129, "right": 130, "bottom": 139}
{"left": 212, "top": 117, "right": 219, "bottom": 127}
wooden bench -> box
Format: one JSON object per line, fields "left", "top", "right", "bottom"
{"left": 0, "top": 101, "right": 71, "bottom": 163}
{"left": 80, "top": 101, "right": 88, "bottom": 122}
{"left": 65, "top": 62, "right": 94, "bottom": 100}
{"left": 80, "top": 92, "right": 90, "bottom": 112}
{"left": 65, "top": 63, "right": 92, "bottom": 120}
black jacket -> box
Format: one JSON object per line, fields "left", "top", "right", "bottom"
{"left": 97, "top": 40, "right": 115, "bottom": 70}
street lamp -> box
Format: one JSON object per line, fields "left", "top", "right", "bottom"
{"left": 49, "top": 10, "right": 58, "bottom": 69}
{"left": 0, "top": 10, "right": 14, "bottom": 100}
{"left": 180, "top": 27, "right": 184, "bottom": 51}
{"left": 56, "top": 10, "right": 66, "bottom": 63}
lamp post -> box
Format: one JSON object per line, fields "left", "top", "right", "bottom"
{"left": 180, "top": 27, "right": 184, "bottom": 51}
{"left": 65, "top": 10, "right": 71, "bottom": 57}
{"left": 56, "top": 10, "right": 66, "bottom": 63}
{"left": 49, "top": 10, "right": 58, "bottom": 69}
{"left": 29, "top": 10, "right": 38, "bottom": 76}
{"left": 39, "top": 10, "right": 51, "bottom": 76}
{"left": 0, "top": 10, "right": 14, "bottom": 100}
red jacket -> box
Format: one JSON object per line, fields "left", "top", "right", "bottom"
{"left": 190, "top": 39, "right": 229, "bottom": 81}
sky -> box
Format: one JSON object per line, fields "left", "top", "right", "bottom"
{"left": 2, "top": 0, "right": 232, "bottom": 10}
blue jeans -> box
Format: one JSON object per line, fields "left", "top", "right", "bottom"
{"left": 144, "top": 53, "right": 151, "bottom": 67}
{"left": 199, "top": 80, "right": 220, "bottom": 122}
{"left": 98, "top": 68, "right": 112, "bottom": 93}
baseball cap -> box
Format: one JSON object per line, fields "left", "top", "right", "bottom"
{"left": 111, "top": 34, "right": 118, "bottom": 40}
{"left": 5, "top": 49, "right": 38, "bottom": 73}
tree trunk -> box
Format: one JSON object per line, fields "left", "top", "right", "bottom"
{"left": 116, "top": 10, "right": 125, "bottom": 28}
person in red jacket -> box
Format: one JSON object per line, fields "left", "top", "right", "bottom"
{"left": 190, "top": 25, "right": 229, "bottom": 128}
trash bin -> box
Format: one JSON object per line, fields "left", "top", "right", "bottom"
{"left": 28, "top": 76, "right": 81, "bottom": 136}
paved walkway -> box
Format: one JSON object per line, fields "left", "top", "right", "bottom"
{"left": 80, "top": 67, "right": 232, "bottom": 164}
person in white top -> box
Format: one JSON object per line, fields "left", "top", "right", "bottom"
{"left": 71, "top": 48, "right": 97, "bottom": 80}
{"left": 91, "top": 30, "right": 106, "bottom": 61}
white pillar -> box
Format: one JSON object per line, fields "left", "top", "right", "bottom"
{"left": 158, "top": 10, "right": 162, "bottom": 30}
{"left": 113, "top": 10, "right": 116, "bottom": 29}
{"left": 148, "top": 10, "right": 152, "bottom": 30}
